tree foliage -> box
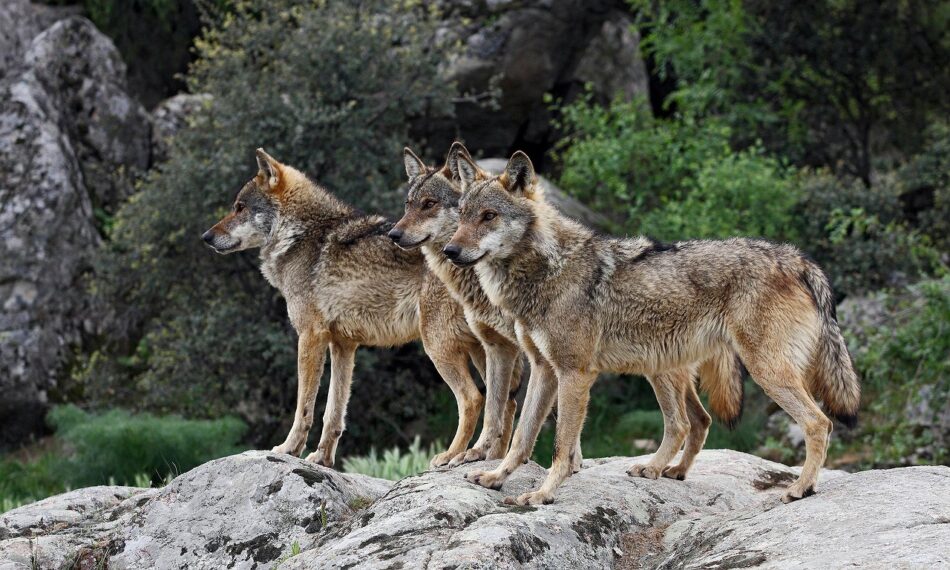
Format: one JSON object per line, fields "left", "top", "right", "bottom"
{"left": 84, "top": 0, "right": 458, "bottom": 452}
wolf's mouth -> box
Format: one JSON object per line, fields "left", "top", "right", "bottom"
{"left": 450, "top": 252, "right": 486, "bottom": 268}
{"left": 399, "top": 234, "right": 430, "bottom": 249}
{"left": 207, "top": 239, "right": 241, "bottom": 254}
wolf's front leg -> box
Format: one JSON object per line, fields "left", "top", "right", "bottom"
{"left": 506, "top": 369, "right": 596, "bottom": 505}
{"left": 306, "top": 339, "right": 357, "bottom": 468}
{"left": 465, "top": 358, "right": 557, "bottom": 489}
{"left": 272, "top": 329, "right": 329, "bottom": 457}
{"left": 449, "top": 341, "right": 520, "bottom": 466}
{"left": 426, "top": 351, "right": 484, "bottom": 468}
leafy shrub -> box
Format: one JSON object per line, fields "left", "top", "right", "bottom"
{"left": 845, "top": 277, "right": 950, "bottom": 467}
{"left": 794, "top": 172, "right": 941, "bottom": 296}
{"left": 341, "top": 437, "right": 441, "bottom": 481}
{"left": 84, "top": 0, "right": 461, "bottom": 452}
{"left": 49, "top": 405, "right": 247, "bottom": 486}
{"left": 899, "top": 123, "right": 950, "bottom": 253}
{"left": 554, "top": 96, "right": 800, "bottom": 242}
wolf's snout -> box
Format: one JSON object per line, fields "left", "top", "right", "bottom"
{"left": 388, "top": 228, "right": 404, "bottom": 243}
{"left": 443, "top": 244, "right": 461, "bottom": 260}
{"left": 201, "top": 230, "right": 215, "bottom": 245}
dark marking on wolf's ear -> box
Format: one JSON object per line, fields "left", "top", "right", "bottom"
{"left": 256, "top": 148, "right": 282, "bottom": 190}
{"left": 500, "top": 151, "right": 536, "bottom": 196}
{"left": 403, "top": 147, "right": 427, "bottom": 179}
{"left": 442, "top": 141, "right": 472, "bottom": 180}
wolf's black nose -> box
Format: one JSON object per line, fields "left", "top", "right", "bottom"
{"left": 201, "top": 230, "right": 215, "bottom": 244}
{"left": 443, "top": 244, "right": 461, "bottom": 260}
{"left": 388, "top": 228, "right": 403, "bottom": 243}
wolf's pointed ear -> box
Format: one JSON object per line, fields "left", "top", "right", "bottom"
{"left": 403, "top": 147, "right": 427, "bottom": 179}
{"left": 499, "top": 151, "right": 537, "bottom": 197}
{"left": 256, "top": 148, "right": 282, "bottom": 190}
{"left": 456, "top": 153, "right": 488, "bottom": 193}
{"left": 442, "top": 141, "right": 472, "bottom": 180}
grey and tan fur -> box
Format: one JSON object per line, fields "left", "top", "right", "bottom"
{"left": 202, "top": 149, "right": 489, "bottom": 468}
{"left": 446, "top": 151, "right": 860, "bottom": 505}
{"left": 390, "top": 143, "right": 547, "bottom": 467}
{"left": 391, "top": 142, "right": 744, "bottom": 471}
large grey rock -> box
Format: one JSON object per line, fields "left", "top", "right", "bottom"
{"left": 653, "top": 466, "right": 950, "bottom": 569}
{"left": 2, "top": 450, "right": 945, "bottom": 569}
{"left": 0, "top": 0, "right": 78, "bottom": 80}
{"left": 0, "top": 17, "right": 152, "bottom": 447}
{"left": 150, "top": 93, "right": 211, "bottom": 162}
{"left": 427, "top": 1, "right": 650, "bottom": 158}
{"left": 477, "top": 158, "right": 610, "bottom": 230}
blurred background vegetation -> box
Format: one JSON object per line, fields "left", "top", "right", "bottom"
{"left": 2, "top": 0, "right": 947, "bottom": 511}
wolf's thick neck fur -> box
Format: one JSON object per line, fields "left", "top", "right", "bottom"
{"left": 258, "top": 167, "right": 357, "bottom": 292}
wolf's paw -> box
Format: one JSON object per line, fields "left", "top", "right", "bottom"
{"left": 571, "top": 455, "right": 584, "bottom": 474}
{"left": 503, "top": 490, "right": 554, "bottom": 506}
{"left": 448, "top": 447, "right": 487, "bottom": 467}
{"left": 429, "top": 450, "right": 457, "bottom": 468}
{"left": 464, "top": 469, "right": 505, "bottom": 490}
{"left": 305, "top": 450, "right": 334, "bottom": 468}
{"left": 626, "top": 463, "right": 662, "bottom": 480}
{"left": 781, "top": 481, "right": 816, "bottom": 503}
{"left": 271, "top": 440, "right": 305, "bottom": 457}
{"left": 661, "top": 464, "right": 689, "bottom": 481}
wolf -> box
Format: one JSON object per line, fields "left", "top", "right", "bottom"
{"left": 202, "top": 148, "right": 490, "bottom": 468}
{"left": 391, "top": 142, "right": 745, "bottom": 474}
{"left": 446, "top": 151, "right": 860, "bottom": 505}
{"left": 389, "top": 144, "right": 527, "bottom": 466}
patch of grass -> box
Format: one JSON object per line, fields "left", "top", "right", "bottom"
{"left": 49, "top": 405, "right": 247, "bottom": 487}
{"left": 1, "top": 405, "right": 248, "bottom": 513}
{"left": 341, "top": 436, "right": 442, "bottom": 480}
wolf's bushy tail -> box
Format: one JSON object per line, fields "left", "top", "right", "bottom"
{"left": 800, "top": 261, "right": 861, "bottom": 427}
{"left": 698, "top": 348, "right": 744, "bottom": 429}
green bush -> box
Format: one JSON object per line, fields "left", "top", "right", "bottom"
{"left": 846, "top": 277, "right": 950, "bottom": 467}
{"left": 341, "top": 437, "right": 441, "bottom": 481}
{"left": 49, "top": 405, "right": 247, "bottom": 486}
{"left": 793, "top": 172, "right": 941, "bottom": 296}
{"left": 554, "top": 96, "right": 800, "bottom": 242}
{"left": 84, "top": 0, "right": 462, "bottom": 453}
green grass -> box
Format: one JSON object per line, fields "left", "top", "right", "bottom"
{"left": 1, "top": 405, "right": 248, "bottom": 513}
{"left": 341, "top": 436, "right": 442, "bottom": 480}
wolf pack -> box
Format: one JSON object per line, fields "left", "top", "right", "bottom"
{"left": 202, "top": 142, "right": 860, "bottom": 506}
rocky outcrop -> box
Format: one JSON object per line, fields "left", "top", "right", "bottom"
{"left": 150, "top": 93, "right": 211, "bottom": 162}
{"left": 2, "top": 450, "right": 946, "bottom": 569}
{"left": 425, "top": 1, "right": 650, "bottom": 159}
{"left": 0, "top": 0, "right": 78, "bottom": 80}
{"left": 477, "top": 158, "right": 610, "bottom": 230}
{"left": 0, "top": 16, "right": 152, "bottom": 447}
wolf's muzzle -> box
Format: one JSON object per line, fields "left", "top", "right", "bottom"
{"left": 388, "top": 228, "right": 404, "bottom": 243}
{"left": 442, "top": 244, "right": 461, "bottom": 260}
{"left": 201, "top": 230, "right": 215, "bottom": 245}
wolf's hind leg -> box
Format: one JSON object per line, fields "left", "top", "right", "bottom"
{"left": 628, "top": 370, "right": 691, "bottom": 480}
{"left": 306, "top": 339, "right": 357, "bottom": 468}
{"left": 272, "top": 329, "right": 330, "bottom": 457}
{"left": 758, "top": 379, "right": 831, "bottom": 503}
{"left": 498, "top": 353, "right": 525, "bottom": 460}
{"left": 662, "top": 380, "right": 711, "bottom": 480}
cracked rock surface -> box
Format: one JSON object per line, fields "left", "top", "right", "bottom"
{"left": 1, "top": 450, "right": 946, "bottom": 569}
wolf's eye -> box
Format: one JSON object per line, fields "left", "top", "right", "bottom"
{"left": 482, "top": 211, "right": 497, "bottom": 222}
{"left": 235, "top": 202, "right": 246, "bottom": 213}
{"left": 421, "top": 199, "right": 437, "bottom": 210}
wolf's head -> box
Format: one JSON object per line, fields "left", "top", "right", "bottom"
{"left": 201, "top": 148, "right": 287, "bottom": 254}
{"left": 389, "top": 142, "right": 477, "bottom": 250}
{"left": 444, "top": 151, "right": 540, "bottom": 267}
